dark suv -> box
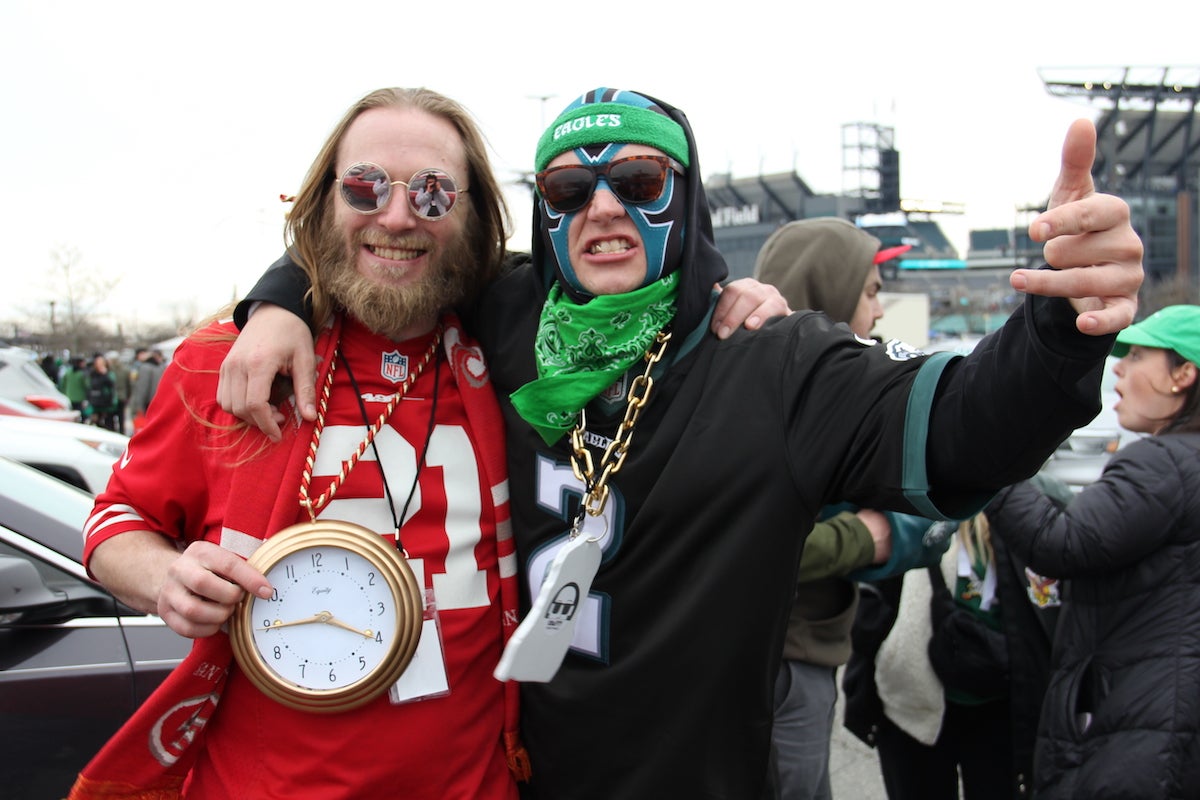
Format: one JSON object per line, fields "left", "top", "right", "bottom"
{"left": 0, "top": 457, "right": 189, "bottom": 798}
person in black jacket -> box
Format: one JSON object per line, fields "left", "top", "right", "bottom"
{"left": 85, "top": 352, "right": 117, "bottom": 430}
{"left": 214, "top": 89, "right": 1142, "bottom": 799}
{"left": 985, "top": 304, "right": 1200, "bottom": 800}
{"left": 843, "top": 479, "right": 1070, "bottom": 800}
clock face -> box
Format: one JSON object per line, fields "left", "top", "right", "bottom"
{"left": 231, "top": 521, "right": 423, "bottom": 713}
{"left": 249, "top": 545, "right": 399, "bottom": 690}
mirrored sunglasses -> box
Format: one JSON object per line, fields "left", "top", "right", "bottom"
{"left": 337, "top": 163, "right": 466, "bottom": 221}
{"left": 535, "top": 155, "right": 683, "bottom": 214}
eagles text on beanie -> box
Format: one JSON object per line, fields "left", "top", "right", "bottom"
{"left": 535, "top": 93, "right": 690, "bottom": 172}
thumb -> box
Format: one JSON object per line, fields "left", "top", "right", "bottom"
{"left": 1047, "top": 118, "right": 1097, "bottom": 210}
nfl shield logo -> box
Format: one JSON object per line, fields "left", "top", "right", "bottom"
{"left": 600, "top": 374, "right": 627, "bottom": 403}
{"left": 381, "top": 350, "right": 409, "bottom": 384}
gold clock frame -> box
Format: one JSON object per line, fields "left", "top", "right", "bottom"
{"left": 230, "top": 520, "right": 423, "bottom": 714}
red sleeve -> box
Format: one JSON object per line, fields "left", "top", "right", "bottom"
{"left": 83, "top": 322, "right": 240, "bottom": 571}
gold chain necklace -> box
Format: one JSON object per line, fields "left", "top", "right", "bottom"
{"left": 569, "top": 329, "right": 671, "bottom": 522}
{"left": 298, "top": 324, "right": 443, "bottom": 527}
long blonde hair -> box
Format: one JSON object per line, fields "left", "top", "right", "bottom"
{"left": 957, "top": 512, "right": 995, "bottom": 574}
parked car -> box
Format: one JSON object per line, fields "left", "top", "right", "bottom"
{"left": 0, "top": 416, "right": 128, "bottom": 493}
{"left": 0, "top": 394, "right": 80, "bottom": 421}
{"left": 0, "top": 344, "right": 79, "bottom": 421}
{"left": 0, "top": 456, "right": 190, "bottom": 798}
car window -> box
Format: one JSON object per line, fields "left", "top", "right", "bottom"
{"left": 0, "top": 456, "right": 92, "bottom": 561}
{"left": 0, "top": 458, "right": 157, "bottom": 622}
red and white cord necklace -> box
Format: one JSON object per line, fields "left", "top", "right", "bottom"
{"left": 297, "top": 324, "right": 443, "bottom": 540}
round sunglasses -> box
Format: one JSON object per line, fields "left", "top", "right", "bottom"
{"left": 535, "top": 155, "right": 683, "bottom": 214}
{"left": 337, "top": 163, "right": 466, "bottom": 221}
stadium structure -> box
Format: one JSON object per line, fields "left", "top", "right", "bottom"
{"left": 705, "top": 65, "right": 1200, "bottom": 333}
{"left": 1041, "top": 66, "right": 1199, "bottom": 289}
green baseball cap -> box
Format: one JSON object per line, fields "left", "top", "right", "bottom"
{"left": 1112, "top": 304, "right": 1200, "bottom": 364}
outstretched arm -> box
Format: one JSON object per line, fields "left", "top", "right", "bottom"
{"left": 1010, "top": 118, "right": 1143, "bottom": 335}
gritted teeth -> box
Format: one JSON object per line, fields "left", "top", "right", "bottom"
{"left": 589, "top": 238, "right": 632, "bottom": 255}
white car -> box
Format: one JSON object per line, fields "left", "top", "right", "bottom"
{"left": 0, "top": 344, "right": 79, "bottom": 421}
{"left": 0, "top": 417, "right": 128, "bottom": 494}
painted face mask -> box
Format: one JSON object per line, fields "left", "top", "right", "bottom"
{"left": 533, "top": 88, "right": 691, "bottom": 301}
{"left": 540, "top": 144, "right": 686, "bottom": 298}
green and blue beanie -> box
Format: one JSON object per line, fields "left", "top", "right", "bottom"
{"left": 535, "top": 89, "right": 690, "bottom": 172}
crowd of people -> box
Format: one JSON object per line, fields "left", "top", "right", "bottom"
{"left": 61, "top": 83, "right": 1179, "bottom": 800}
{"left": 46, "top": 348, "right": 165, "bottom": 433}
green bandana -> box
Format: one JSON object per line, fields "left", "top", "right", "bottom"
{"left": 510, "top": 274, "right": 680, "bottom": 445}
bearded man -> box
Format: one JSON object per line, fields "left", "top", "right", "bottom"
{"left": 71, "top": 88, "right": 527, "bottom": 800}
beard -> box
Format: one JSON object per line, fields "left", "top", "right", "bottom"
{"left": 314, "top": 214, "right": 478, "bottom": 341}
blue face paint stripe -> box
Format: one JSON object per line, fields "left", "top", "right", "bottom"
{"left": 629, "top": 171, "right": 677, "bottom": 284}
{"left": 545, "top": 204, "right": 582, "bottom": 291}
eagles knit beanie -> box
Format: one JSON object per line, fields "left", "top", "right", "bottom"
{"left": 535, "top": 88, "right": 690, "bottom": 172}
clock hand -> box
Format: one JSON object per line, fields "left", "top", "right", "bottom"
{"left": 256, "top": 611, "right": 329, "bottom": 632}
{"left": 318, "top": 613, "right": 375, "bottom": 639}
{"left": 258, "top": 611, "right": 374, "bottom": 638}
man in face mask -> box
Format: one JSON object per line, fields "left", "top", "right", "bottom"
{"left": 219, "top": 88, "right": 1141, "bottom": 799}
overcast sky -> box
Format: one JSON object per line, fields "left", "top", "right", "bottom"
{"left": 0, "top": 0, "right": 1188, "bottom": 336}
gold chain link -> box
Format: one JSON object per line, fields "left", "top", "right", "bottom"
{"left": 570, "top": 330, "right": 672, "bottom": 520}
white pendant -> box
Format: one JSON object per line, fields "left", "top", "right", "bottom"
{"left": 493, "top": 531, "right": 602, "bottom": 683}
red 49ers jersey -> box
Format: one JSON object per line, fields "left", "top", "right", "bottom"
{"left": 86, "top": 317, "right": 516, "bottom": 800}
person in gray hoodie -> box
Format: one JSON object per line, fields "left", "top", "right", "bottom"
{"left": 754, "top": 217, "right": 937, "bottom": 799}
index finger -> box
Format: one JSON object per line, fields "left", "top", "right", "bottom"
{"left": 287, "top": 344, "right": 318, "bottom": 422}
{"left": 218, "top": 358, "right": 277, "bottom": 437}
{"left": 243, "top": 367, "right": 287, "bottom": 442}
{"left": 205, "top": 545, "right": 273, "bottom": 600}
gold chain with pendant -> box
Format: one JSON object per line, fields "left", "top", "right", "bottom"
{"left": 569, "top": 329, "right": 672, "bottom": 523}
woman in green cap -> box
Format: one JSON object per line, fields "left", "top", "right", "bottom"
{"left": 984, "top": 304, "right": 1200, "bottom": 799}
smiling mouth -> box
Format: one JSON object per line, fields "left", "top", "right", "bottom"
{"left": 367, "top": 243, "right": 426, "bottom": 261}
{"left": 589, "top": 238, "right": 633, "bottom": 255}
